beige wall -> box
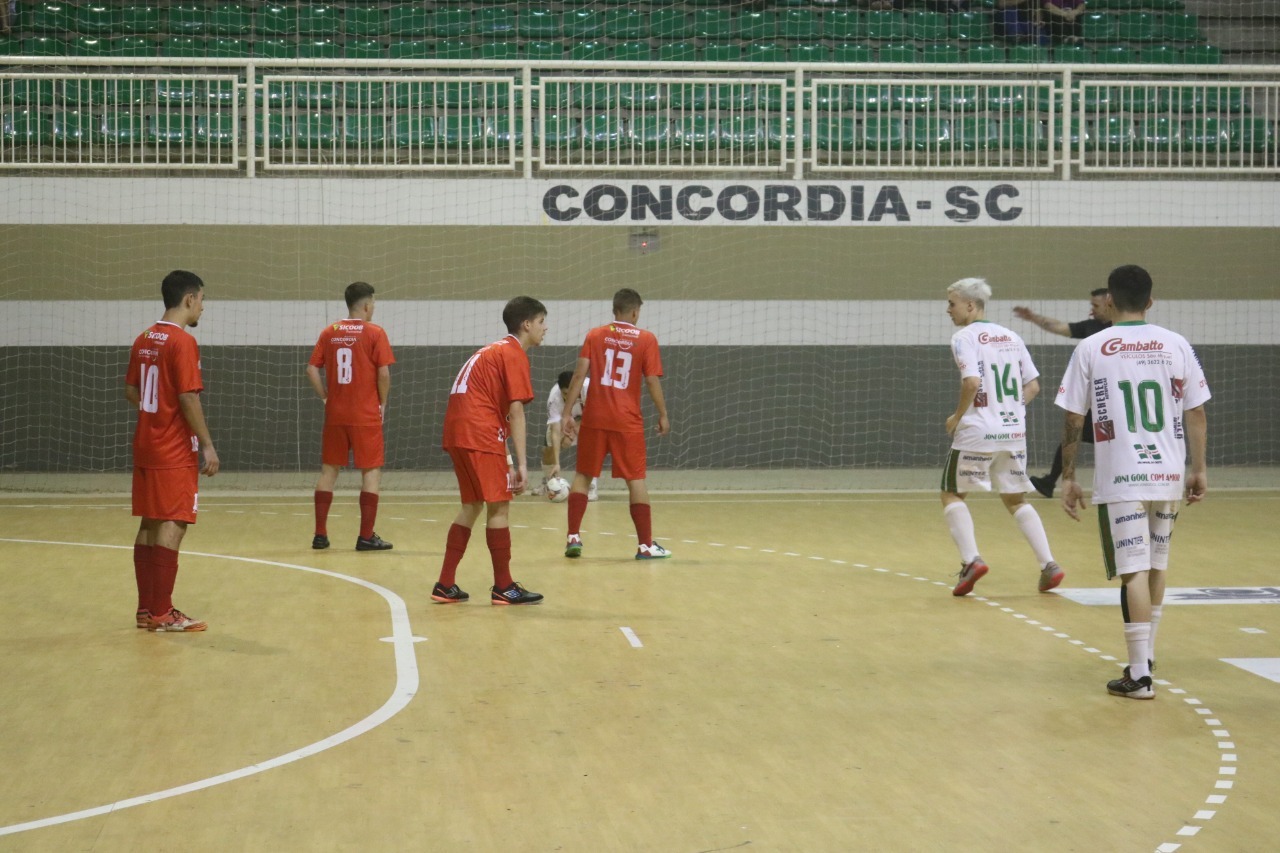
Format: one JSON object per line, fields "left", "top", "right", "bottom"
{"left": 2, "top": 225, "right": 1275, "bottom": 301}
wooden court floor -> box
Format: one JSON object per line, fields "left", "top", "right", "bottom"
{"left": 1, "top": 489, "right": 1277, "bottom": 852}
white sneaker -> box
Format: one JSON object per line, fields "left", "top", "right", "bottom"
{"left": 587, "top": 478, "right": 599, "bottom": 502}
{"left": 636, "top": 542, "right": 672, "bottom": 560}
{"left": 531, "top": 478, "right": 548, "bottom": 497}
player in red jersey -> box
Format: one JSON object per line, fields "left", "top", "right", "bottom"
{"left": 307, "top": 282, "right": 396, "bottom": 551}
{"left": 124, "top": 270, "right": 219, "bottom": 632}
{"left": 432, "top": 296, "right": 548, "bottom": 606}
{"left": 561, "top": 288, "right": 672, "bottom": 560}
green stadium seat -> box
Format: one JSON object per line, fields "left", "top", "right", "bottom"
{"left": 148, "top": 114, "right": 196, "bottom": 145}
{"left": 435, "top": 39, "right": 475, "bottom": 60}
{"left": 519, "top": 9, "right": 560, "bottom": 39}
{"left": 23, "top": 2, "right": 73, "bottom": 33}
{"left": 879, "top": 44, "right": 918, "bottom": 64}
{"left": 1182, "top": 44, "right": 1221, "bottom": 65}
{"left": 489, "top": 115, "right": 523, "bottom": 149}
{"left": 206, "top": 37, "right": 250, "bottom": 57}
{"left": 99, "top": 111, "right": 146, "bottom": 145}
{"left": 791, "top": 43, "right": 830, "bottom": 63}
{"left": 631, "top": 116, "right": 671, "bottom": 150}
{"left": 345, "top": 7, "right": 385, "bottom": 37}
{"left": 563, "top": 9, "right": 602, "bottom": 38}
{"left": 1095, "top": 45, "right": 1134, "bottom": 64}
{"left": 1204, "top": 87, "right": 1248, "bottom": 114}
{"left": 1183, "top": 118, "right": 1226, "bottom": 153}
{"left": 738, "top": 11, "right": 778, "bottom": 40}
{"left": 258, "top": 79, "right": 292, "bottom": 107}
{"left": 568, "top": 41, "right": 609, "bottom": 61}
{"left": 865, "top": 11, "right": 905, "bottom": 41}
{"left": 256, "top": 4, "right": 296, "bottom": 37}
{"left": 394, "top": 115, "right": 429, "bottom": 149}
{"left": 297, "top": 39, "right": 341, "bottom": 59}
{"left": 720, "top": 116, "right": 764, "bottom": 150}
{"left": 112, "top": 36, "right": 156, "bottom": 57}
{"left": 195, "top": 113, "right": 235, "bottom": 147}
{"left": 913, "top": 118, "right": 952, "bottom": 152}
{"left": 676, "top": 115, "right": 717, "bottom": 150}
{"left": 344, "top": 115, "right": 387, "bottom": 148}
{"left": 618, "top": 82, "right": 660, "bottom": 109}
{"left": 951, "top": 11, "right": 994, "bottom": 41}
{"left": 1054, "top": 44, "right": 1095, "bottom": 63}
{"left": 2, "top": 109, "right": 52, "bottom": 144}
{"left": 121, "top": 5, "right": 162, "bottom": 34}
{"left": 824, "top": 11, "right": 866, "bottom": 42}
{"left": 966, "top": 43, "right": 1004, "bottom": 63}
{"left": 746, "top": 42, "right": 785, "bottom": 63}
{"left": 861, "top": 117, "right": 905, "bottom": 151}
{"left": 523, "top": 41, "right": 562, "bottom": 61}
{"left": 693, "top": 9, "right": 732, "bottom": 40}
{"left": 1096, "top": 116, "right": 1134, "bottom": 151}
{"left": 781, "top": 9, "right": 820, "bottom": 40}
{"left": 1139, "top": 44, "right": 1181, "bottom": 63}
{"left": 388, "top": 41, "right": 429, "bottom": 61}
{"left": 254, "top": 39, "right": 297, "bottom": 60}
{"left": 650, "top": 9, "right": 691, "bottom": 40}
{"left": 254, "top": 113, "right": 290, "bottom": 148}
{"left": 1118, "top": 12, "right": 1157, "bottom": 41}
{"left": 294, "top": 113, "right": 337, "bottom": 148}
{"left": 832, "top": 43, "right": 874, "bottom": 64}
{"left": 387, "top": 5, "right": 430, "bottom": 38}
{"left": 1117, "top": 86, "right": 1160, "bottom": 113}
{"left": 909, "top": 11, "right": 947, "bottom": 41}
{"left": 62, "top": 78, "right": 106, "bottom": 106}
{"left": 1138, "top": 116, "right": 1179, "bottom": 151}
{"left": 475, "top": 7, "right": 515, "bottom": 37}
{"left": 657, "top": 42, "right": 697, "bottom": 62}
{"left": 298, "top": 4, "right": 340, "bottom": 36}
{"left": 539, "top": 114, "right": 580, "bottom": 149}
{"left": 849, "top": 84, "right": 895, "bottom": 111}
{"left": 604, "top": 9, "right": 647, "bottom": 40}
{"left": 1159, "top": 13, "right": 1199, "bottom": 42}
{"left": 938, "top": 85, "right": 981, "bottom": 111}
{"left": 390, "top": 81, "right": 429, "bottom": 108}
{"left": 702, "top": 43, "right": 741, "bottom": 63}
{"left": 584, "top": 114, "right": 626, "bottom": 150}
{"left": 51, "top": 111, "right": 96, "bottom": 144}
{"left": 1053, "top": 117, "right": 1090, "bottom": 151}
{"left": 343, "top": 81, "right": 386, "bottom": 109}
{"left": 816, "top": 117, "right": 856, "bottom": 151}
{"left": 3, "top": 78, "right": 55, "bottom": 106}
{"left": 1081, "top": 13, "right": 1118, "bottom": 41}
{"left": 202, "top": 80, "right": 236, "bottom": 107}
{"left": 345, "top": 38, "right": 384, "bottom": 59}
{"left": 1229, "top": 119, "right": 1274, "bottom": 154}
{"left": 921, "top": 43, "right": 962, "bottom": 64}
{"left": 1007, "top": 44, "right": 1050, "bottom": 63}
{"left": 894, "top": 85, "right": 934, "bottom": 112}
{"left": 433, "top": 9, "right": 473, "bottom": 38}
{"left": 999, "top": 117, "right": 1048, "bottom": 152}
{"left": 208, "top": 4, "right": 252, "bottom": 36}
{"left": 479, "top": 41, "right": 519, "bottom": 61}
{"left": 23, "top": 36, "right": 70, "bottom": 55}
{"left": 295, "top": 81, "right": 338, "bottom": 109}
{"left": 167, "top": 5, "right": 207, "bottom": 36}
{"left": 151, "top": 79, "right": 197, "bottom": 105}
{"left": 614, "top": 41, "right": 651, "bottom": 63}
{"left": 0, "top": 34, "right": 20, "bottom": 55}
{"left": 71, "top": 36, "right": 115, "bottom": 56}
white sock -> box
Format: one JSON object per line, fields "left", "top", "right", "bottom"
{"left": 1124, "top": 623, "right": 1152, "bottom": 680}
{"left": 943, "top": 502, "right": 979, "bottom": 564}
{"left": 1013, "top": 503, "right": 1054, "bottom": 568}
{"left": 1148, "top": 605, "right": 1163, "bottom": 668}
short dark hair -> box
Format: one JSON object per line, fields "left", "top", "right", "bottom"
{"left": 1107, "top": 265, "right": 1153, "bottom": 313}
{"left": 503, "top": 295, "right": 547, "bottom": 334}
{"left": 557, "top": 370, "right": 573, "bottom": 390}
{"left": 161, "top": 270, "right": 203, "bottom": 309}
{"left": 1090, "top": 287, "right": 1109, "bottom": 298}
{"left": 345, "top": 281, "right": 375, "bottom": 311}
{"left": 613, "top": 288, "right": 643, "bottom": 315}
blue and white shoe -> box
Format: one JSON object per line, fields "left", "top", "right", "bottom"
{"left": 636, "top": 542, "right": 673, "bottom": 560}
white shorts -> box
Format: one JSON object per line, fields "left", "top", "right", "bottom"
{"left": 941, "top": 448, "right": 1032, "bottom": 495}
{"left": 1098, "top": 500, "right": 1180, "bottom": 579}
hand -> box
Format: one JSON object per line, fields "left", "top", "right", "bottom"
{"left": 945, "top": 414, "right": 959, "bottom": 435}
{"left": 1013, "top": 306, "right": 1035, "bottom": 321}
{"left": 1061, "top": 479, "right": 1085, "bottom": 521}
{"left": 549, "top": 464, "right": 560, "bottom": 479}
{"left": 1185, "top": 472, "right": 1208, "bottom": 504}
{"left": 512, "top": 463, "right": 528, "bottom": 495}
{"left": 656, "top": 414, "right": 671, "bottom": 436}
{"left": 562, "top": 417, "right": 578, "bottom": 443}
{"left": 201, "top": 446, "right": 220, "bottom": 477}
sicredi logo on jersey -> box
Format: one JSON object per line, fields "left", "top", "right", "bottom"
{"left": 1101, "top": 338, "right": 1165, "bottom": 356}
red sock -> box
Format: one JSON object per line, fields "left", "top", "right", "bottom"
{"left": 487, "top": 526, "right": 513, "bottom": 589}
{"left": 567, "top": 491, "right": 588, "bottom": 536}
{"left": 630, "top": 502, "right": 653, "bottom": 548}
{"left": 438, "top": 523, "right": 471, "bottom": 588}
{"left": 314, "top": 490, "right": 334, "bottom": 536}
{"left": 151, "top": 546, "right": 180, "bottom": 615}
{"left": 358, "top": 491, "right": 378, "bottom": 539}
{"left": 133, "top": 544, "right": 153, "bottom": 612}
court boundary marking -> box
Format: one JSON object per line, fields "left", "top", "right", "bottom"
{"left": 0, "top": 538, "right": 421, "bottom": 839}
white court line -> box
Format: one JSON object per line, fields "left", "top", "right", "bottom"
{"left": 619, "top": 627, "right": 643, "bottom": 648}
{"left": 0, "top": 538, "right": 420, "bottom": 838}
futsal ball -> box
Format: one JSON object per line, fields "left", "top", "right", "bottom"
{"left": 545, "top": 477, "right": 570, "bottom": 503}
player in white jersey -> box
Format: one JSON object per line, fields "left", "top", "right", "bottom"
{"left": 1056, "top": 265, "right": 1210, "bottom": 700}
{"left": 537, "top": 372, "right": 598, "bottom": 500}
{"left": 941, "top": 278, "right": 1064, "bottom": 597}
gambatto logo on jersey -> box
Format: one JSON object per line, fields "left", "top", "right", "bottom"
{"left": 1101, "top": 338, "right": 1165, "bottom": 356}
{"left": 977, "top": 332, "right": 1013, "bottom": 345}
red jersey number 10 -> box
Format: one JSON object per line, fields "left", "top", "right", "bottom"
{"left": 601, "top": 348, "right": 633, "bottom": 390}
{"left": 451, "top": 352, "right": 482, "bottom": 395}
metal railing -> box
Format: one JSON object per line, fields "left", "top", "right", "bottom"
{"left": 1, "top": 57, "right": 1276, "bottom": 178}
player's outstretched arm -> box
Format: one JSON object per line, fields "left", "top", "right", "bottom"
{"left": 945, "top": 376, "right": 980, "bottom": 435}
{"left": 507, "top": 400, "right": 528, "bottom": 494}
{"left": 178, "top": 391, "right": 219, "bottom": 477}
{"left": 560, "top": 358, "right": 590, "bottom": 442}
{"left": 377, "top": 365, "right": 391, "bottom": 422}
{"left": 1184, "top": 405, "right": 1208, "bottom": 504}
{"left": 305, "top": 364, "right": 327, "bottom": 403}
{"left": 644, "top": 375, "right": 670, "bottom": 436}
{"left": 1013, "top": 306, "right": 1071, "bottom": 338}
{"left": 1060, "top": 412, "right": 1086, "bottom": 520}
{"left": 1023, "top": 377, "right": 1041, "bottom": 405}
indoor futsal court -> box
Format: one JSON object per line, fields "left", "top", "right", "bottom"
{"left": 1, "top": 482, "right": 1277, "bottom": 851}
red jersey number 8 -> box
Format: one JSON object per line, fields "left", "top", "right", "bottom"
{"left": 601, "top": 348, "right": 632, "bottom": 390}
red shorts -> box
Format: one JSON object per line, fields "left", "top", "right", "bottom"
{"left": 576, "top": 426, "right": 646, "bottom": 481}
{"left": 132, "top": 466, "right": 199, "bottom": 524}
{"left": 322, "top": 423, "right": 385, "bottom": 469}
{"left": 447, "top": 448, "right": 513, "bottom": 505}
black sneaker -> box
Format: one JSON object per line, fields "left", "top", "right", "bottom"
{"left": 311, "top": 534, "right": 330, "bottom": 550}
{"left": 1030, "top": 475, "right": 1055, "bottom": 498}
{"left": 431, "top": 582, "right": 469, "bottom": 604}
{"left": 491, "top": 581, "right": 543, "bottom": 605}
{"left": 356, "top": 533, "right": 393, "bottom": 551}
{"left": 1122, "top": 660, "right": 1156, "bottom": 680}
{"left": 1107, "top": 672, "right": 1155, "bottom": 699}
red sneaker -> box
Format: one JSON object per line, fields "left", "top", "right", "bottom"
{"left": 952, "top": 557, "right": 989, "bottom": 597}
{"left": 135, "top": 609, "right": 153, "bottom": 629}
{"left": 148, "top": 608, "right": 208, "bottom": 632}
